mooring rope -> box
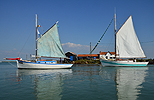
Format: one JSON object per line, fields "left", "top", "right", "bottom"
{"left": 7, "top": 61, "right": 17, "bottom": 68}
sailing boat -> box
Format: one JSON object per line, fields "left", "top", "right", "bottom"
{"left": 16, "top": 14, "right": 73, "bottom": 69}
{"left": 100, "top": 14, "right": 149, "bottom": 66}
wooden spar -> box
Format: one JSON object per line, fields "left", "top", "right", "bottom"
{"left": 90, "top": 18, "right": 113, "bottom": 54}
{"left": 114, "top": 13, "right": 117, "bottom": 60}
{"left": 35, "top": 14, "right": 37, "bottom": 61}
{"left": 90, "top": 42, "right": 91, "bottom": 53}
{"left": 41, "top": 22, "right": 57, "bottom": 37}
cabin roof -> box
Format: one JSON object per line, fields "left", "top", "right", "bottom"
{"left": 100, "top": 52, "right": 107, "bottom": 55}
{"left": 100, "top": 51, "right": 115, "bottom": 55}
{"left": 70, "top": 52, "right": 77, "bottom": 55}
{"left": 110, "top": 52, "right": 115, "bottom": 55}
{"left": 77, "top": 54, "right": 99, "bottom": 57}
{"left": 65, "top": 51, "right": 77, "bottom": 55}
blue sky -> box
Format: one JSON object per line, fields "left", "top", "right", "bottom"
{"left": 0, "top": 0, "right": 154, "bottom": 60}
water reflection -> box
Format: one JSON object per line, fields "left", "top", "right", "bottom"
{"left": 16, "top": 69, "right": 72, "bottom": 100}
{"left": 99, "top": 67, "right": 116, "bottom": 81}
{"left": 73, "top": 64, "right": 100, "bottom": 76}
{"left": 99, "top": 67, "right": 148, "bottom": 100}
{"left": 116, "top": 67, "right": 148, "bottom": 100}
{"left": 14, "top": 65, "right": 149, "bottom": 100}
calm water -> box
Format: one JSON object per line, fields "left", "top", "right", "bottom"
{"left": 0, "top": 62, "right": 154, "bottom": 100}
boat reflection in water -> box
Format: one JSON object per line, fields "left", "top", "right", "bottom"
{"left": 16, "top": 69, "right": 72, "bottom": 100}
{"left": 116, "top": 67, "right": 148, "bottom": 100}
{"left": 100, "top": 67, "right": 148, "bottom": 100}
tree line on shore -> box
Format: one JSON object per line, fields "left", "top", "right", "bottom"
{"left": 65, "top": 59, "right": 154, "bottom": 64}
{"left": 137, "top": 59, "right": 154, "bottom": 64}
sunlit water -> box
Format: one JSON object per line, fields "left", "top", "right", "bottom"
{"left": 0, "top": 62, "right": 154, "bottom": 100}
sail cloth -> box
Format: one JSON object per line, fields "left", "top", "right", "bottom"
{"left": 116, "top": 16, "right": 146, "bottom": 58}
{"left": 37, "top": 23, "right": 66, "bottom": 58}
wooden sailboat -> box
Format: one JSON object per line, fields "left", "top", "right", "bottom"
{"left": 100, "top": 14, "right": 149, "bottom": 66}
{"left": 16, "top": 14, "right": 73, "bottom": 69}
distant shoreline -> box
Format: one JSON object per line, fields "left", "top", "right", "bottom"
{"left": 70, "top": 59, "right": 154, "bottom": 65}
{"left": 1, "top": 58, "right": 154, "bottom": 65}
{"left": 1, "top": 60, "right": 16, "bottom": 62}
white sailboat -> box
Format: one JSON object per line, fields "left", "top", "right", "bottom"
{"left": 100, "top": 14, "right": 149, "bottom": 66}
{"left": 16, "top": 14, "right": 73, "bottom": 69}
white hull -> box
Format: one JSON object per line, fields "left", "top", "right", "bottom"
{"left": 100, "top": 58, "right": 148, "bottom": 67}
{"left": 17, "top": 60, "right": 73, "bottom": 69}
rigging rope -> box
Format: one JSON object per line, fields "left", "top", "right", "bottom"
{"left": 90, "top": 18, "right": 114, "bottom": 54}
{"left": 141, "top": 41, "right": 154, "bottom": 43}
{"left": 105, "top": 33, "right": 114, "bottom": 51}
{"left": 5, "top": 19, "right": 34, "bottom": 58}
{"left": 18, "top": 26, "right": 34, "bottom": 57}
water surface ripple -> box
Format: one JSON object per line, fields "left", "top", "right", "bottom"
{"left": 0, "top": 63, "right": 154, "bottom": 100}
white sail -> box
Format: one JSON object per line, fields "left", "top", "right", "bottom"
{"left": 116, "top": 16, "right": 146, "bottom": 58}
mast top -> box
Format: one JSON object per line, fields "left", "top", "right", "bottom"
{"left": 35, "top": 14, "right": 37, "bottom": 27}
{"left": 114, "top": 13, "right": 117, "bottom": 32}
{"left": 56, "top": 21, "right": 59, "bottom": 24}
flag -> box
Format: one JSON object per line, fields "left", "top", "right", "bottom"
{"left": 37, "top": 29, "right": 40, "bottom": 35}
{"left": 38, "top": 25, "right": 41, "bottom": 27}
{"left": 56, "top": 21, "right": 59, "bottom": 28}
{"left": 57, "top": 24, "right": 59, "bottom": 28}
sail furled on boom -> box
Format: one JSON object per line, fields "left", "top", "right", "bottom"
{"left": 116, "top": 16, "right": 146, "bottom": 58}
{"left": 90, "top": 18, "right": 114, "bottom": 54}
{"left": 37, "top": 23, "right": 66, "bottom": 58}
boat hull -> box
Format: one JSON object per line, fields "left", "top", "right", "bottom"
{"left": 100, "top": 59, "right": 148, "bottom": 67}
{"left": 17, "top": 60, "right": 73, "bottom": 69}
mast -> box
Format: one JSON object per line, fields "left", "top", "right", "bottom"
{"left": 114, "top": 13, "right": 117, "bottom": 60}
{"left": 90, "top": 42, "right": 91, "bottom": 54}
{"left": 35, "top": 14, "right": 38, "bottom": 61}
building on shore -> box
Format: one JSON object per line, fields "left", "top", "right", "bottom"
{"left": 65, "top": 51, "right": 115, "bottom": 61}
{"left": 77, "top": 54, "right": 99, "bottom": 60}
{"left": 65, "top": 51, "right": 77, "bottom": 61}
{"left": 99, "top": 51, "right": 115, "bottom": 60}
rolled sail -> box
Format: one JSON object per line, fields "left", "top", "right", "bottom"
{"left": 37, "top": 23, "right": 66, "bottom": 58}
{"left": 116, "top": 16, "right": 146, "bottom": 58}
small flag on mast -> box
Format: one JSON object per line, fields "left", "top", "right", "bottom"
{"left": 37, "top": 29, "right": 40, "bottom": 35}
{"left": 38, "top": 25, "right": 41, "bottom": 27}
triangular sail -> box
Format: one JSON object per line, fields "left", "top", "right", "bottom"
{"left": 116, "top": 16, "right": 146, "bottom": 58}
{"left": 37, "top": 23, "right": 66, "bottom": 58}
